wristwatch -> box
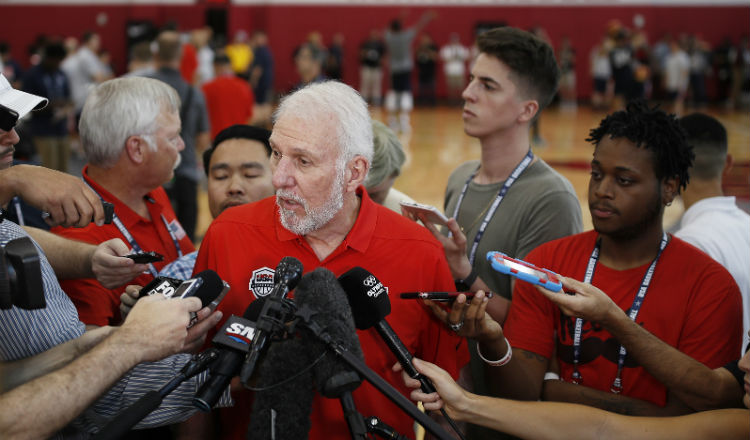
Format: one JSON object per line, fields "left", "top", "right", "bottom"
{"left": 454, "top": 268, "right": 478, "bottom": 291}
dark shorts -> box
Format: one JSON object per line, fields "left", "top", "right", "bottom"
{"left": 391, "top": 71, "right": 412, "bottom": 92}
{"left": 593, "top": 78, "right": 608, "bottom": 93}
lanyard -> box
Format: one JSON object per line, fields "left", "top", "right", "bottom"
{"left": 571, "top": 232, "right": 669, "bottom": 393}
{"left": 85, "top": 183, "right": 184, "bottom": 277}
{"left": 451, "top": 149, "right": 534, "bottom": 265}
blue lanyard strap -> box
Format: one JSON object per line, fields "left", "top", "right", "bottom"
{"left": 84, "top": 184, "right": 184, "bottom": 278}
{"left": 451, "top": 149, "right": 534, "bottom": 265}
{"left": 572, "top": 232, "right": 669, "bottom": 392}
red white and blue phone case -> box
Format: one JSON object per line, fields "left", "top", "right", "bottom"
{"left": 487, "top": 251, "right": 562, "bottom": 292}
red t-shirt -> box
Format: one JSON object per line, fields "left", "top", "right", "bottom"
{"left": 202, "top": 75, "right": 254, "bottom": 139}
{"left": 180, "top": 43, "right": 198, "bottom": 84}
{"left": 52, "top": 166, "right": 195, "bottom": 326}
{"left": 505, "top": 230, "right": 742, "bottom": 406}
{"left": 194, "top": 188, "right": 469, "bottom": 439}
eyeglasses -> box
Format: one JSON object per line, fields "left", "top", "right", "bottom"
{"left": 0, "top": 104, "right": 19, "bottom": 132}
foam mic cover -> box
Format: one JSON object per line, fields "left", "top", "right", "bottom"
{"left": 247, "top": 337, "right": 314, "bottom": 440}
{"left": 338, "top": 267, "right": 432, "bottom": 389}
{"left": 337, "top": 267, "right": 390, "bottom": 330}
{"left": 294, "top": 267, "right": 364, "bottom": 398}
{"left": 183, "top": 269, "right": 224, "bottom": 307}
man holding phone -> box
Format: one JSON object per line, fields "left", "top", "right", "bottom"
{"left": 452, "top": 101, "right": 741, "bottom": 419}
{"left": 52, "top": 77, "right": 195, "bottom": 327}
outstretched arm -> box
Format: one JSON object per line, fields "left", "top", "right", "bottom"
{"left": 398, "top": 358, "right": 749, "bottom": 440}
{"left": 536, "top": 277, "right": 744, "bottom": 411}
{"left": 24, "top": 228, "right": 147, "bottom": 288}
{"left": 0, "top": 295, "right": 202, "bottom": 439}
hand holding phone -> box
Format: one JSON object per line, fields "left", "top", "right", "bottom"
{"left": 399, "top": 201, "right": 450, "bottom": 226}
{"left": 125, "top": 251, "right": 164, "bottom": 264}
{"left": 487, "top": 251, "right": 562, "bottom": 292}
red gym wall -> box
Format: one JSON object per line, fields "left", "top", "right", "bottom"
{"left": 1, "top": 3, "right": 748, "bottom": 98}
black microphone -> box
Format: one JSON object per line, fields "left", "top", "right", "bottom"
{"left": 294, "top": 268, "right": 364, "bottom": 398}
{"left": 337, "top": 267, "right": 434, "bottom": 392}
{"left": 192, "top": 299, "right": 265, "bottom": 412}
{"left": 247, "top": 337, "right": 315, "bottom": 440}
{"left": 339, "top": 267, "right": 466, "bottom": 440}
{"left": 138, "top": 270, "right": 228, "bottom": 307}
{"left": 294, "top": 268, "right": 367, "bottom": 439}
{"left": 240, "top": 256, "right": 303, "bottom": 386}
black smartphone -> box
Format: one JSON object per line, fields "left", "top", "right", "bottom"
{"left": 102, "top": 201, "right": 114, "bottom": 224}
{"left": 125, "top": 251, "right": 164, "bottom": 264}
{"left": 399, "top": 291, "right": 492, "bottom": 302}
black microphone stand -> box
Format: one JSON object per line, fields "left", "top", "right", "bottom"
{"left": 295, "top": 305, "right": 453, "bottom": 440}
{"left": 92, "top": 349, "right": 219, "bottom": 440}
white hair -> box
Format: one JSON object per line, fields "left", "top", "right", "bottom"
{"left": 273, "top": 81, "right": 373, "bottom": 169}
{"left": 79, "top": 76, "right": 180, "bottom": 168}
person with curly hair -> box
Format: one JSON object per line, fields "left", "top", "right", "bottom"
{"left": 435, "top": 100, "right": 742, "bottom": 422}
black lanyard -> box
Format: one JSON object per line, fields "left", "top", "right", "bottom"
{"left": 451, "top": 149, "right": 534, "bottom": 265}
{"left": 571, "top": 232, "right": 669, "bottom": 393}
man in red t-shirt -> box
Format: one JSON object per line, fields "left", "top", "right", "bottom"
{"left": 446, "top": 101, "right": 741, "bottom": 420}
{"left": 189, "top": 81, "right": 469, "bottom": 439}
{"left": 52, "top": 77, "right": 196, "bottom": 326}
{"left": 202, "top": 53, "right": 254, "bottom": 139}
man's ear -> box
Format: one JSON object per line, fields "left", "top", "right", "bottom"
{"left": 346, "top": 156, "right": 369, "bottom": 193}
{"left": 662, "top": 176, "right": 680, "bottom": 205}
{"left": 518, "top": 99, "right": 540, "bottom": 124}
{"left": 125, "top": 135, "right": 148, "bottom": 165}
{"left": 723, "top": 153, "right": 734, "bottom": 176}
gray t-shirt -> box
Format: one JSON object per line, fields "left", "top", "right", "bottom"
{"left": 445, "top": 158, "right": 582, "bottom": 440}
{"left": 384, "top": 28, "right": 417, "bottom": 73}
{"left": 445, "top": 158, "right": 583, "bottom": 300}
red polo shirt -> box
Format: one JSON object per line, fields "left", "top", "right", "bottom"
{"left": 195, "top": 187, "right": 468, "bottom": 439}
{"left": 52, "top": 166, "right": 195, "bottom": 326}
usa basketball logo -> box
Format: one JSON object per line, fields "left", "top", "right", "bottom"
{"left": 249, "top": 267, "right": 275, "bottom": 298}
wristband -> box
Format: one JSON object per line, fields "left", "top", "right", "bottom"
{"left": 454, "top": 268, "right": 478, "bottom": 291}
{"left": 544, "top": 372, "right": 560, "bottom": 381}
{"left": 476, "top": 338, "right": 512, "bottom": 366}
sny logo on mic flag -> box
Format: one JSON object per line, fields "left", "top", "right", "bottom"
{"left": 212, "top": 315, "right": 256, "bottom": 353}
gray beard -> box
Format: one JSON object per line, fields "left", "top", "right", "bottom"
{"left": 277, "top": 168, "right": 345, "bottom": 235}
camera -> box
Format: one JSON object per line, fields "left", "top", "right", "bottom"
{"left": 0, "top": 236, "right": 45, "bottom": 310}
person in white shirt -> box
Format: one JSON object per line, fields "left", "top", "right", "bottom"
{"left": 675, "top": 112, "right": 750, "bottom": 355}
{"left": 440, "top": 33, "right": 470, "bottom": 104}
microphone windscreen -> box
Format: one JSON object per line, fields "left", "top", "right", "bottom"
{"left": 243, "top": 297, "right": 266, "bottom": 321}
{"left": 294, "top": 267, "right": 364, "bottom": 398}
{"left": 274, "top": 256, "right": 304, "bottom": 289}
{"left": 337, "top": 267, "right": 391, "bottom": 330}
{"left": 192, "top": 270, "right": 224, "bottom": 307}
{"left": 247, "top": 337, "right": 313, "bottom": 440}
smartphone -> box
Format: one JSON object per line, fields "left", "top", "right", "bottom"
{"left": 399, "top": 291, "right": 492, "bottom": 302}
{"left": 399, "top": 201, "right": 450, "bottom": 226}
{"left": 102, "top": 201, "right": 114, "bottom": 224}
{"left": 125, "top": 251, "right": 164, "bottom": 264}
{"left": 487, "top": 251, "right": 562, "bottom": 292}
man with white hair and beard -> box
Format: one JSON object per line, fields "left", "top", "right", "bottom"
{"left": 52, "top": 77, "right": 197, "bottom": 327}
{"left": 193, "top": 80, "right": 469, "bottom": 439}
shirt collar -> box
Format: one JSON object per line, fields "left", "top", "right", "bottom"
{"left": 82, "top": 165, "right": 157, "bottom": 228}
{"left": 274, "top": 186, "right": 376, "bottom": 254}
